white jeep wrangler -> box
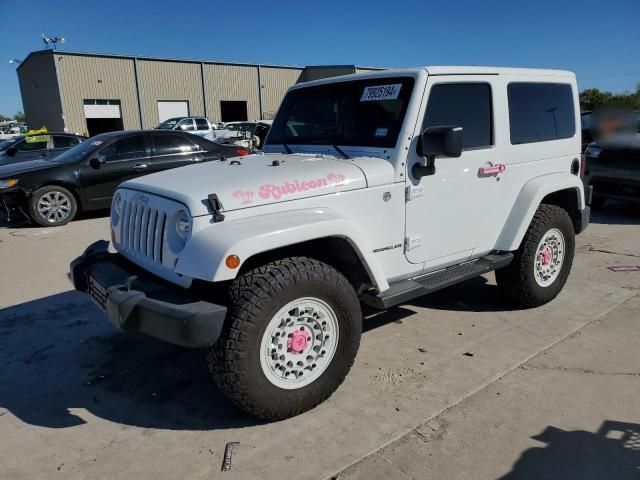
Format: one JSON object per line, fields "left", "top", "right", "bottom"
{"left": 72, "top": 67, "right": 592, "bottom": 420}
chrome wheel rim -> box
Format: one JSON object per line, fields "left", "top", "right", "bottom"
{"left": 534, "top": 228, "right": 565, "bottom": 287}
{"left": 37, "top": 191, "right": 72, "bottom": 223}
{"left": 259, "top": 297, "right": 339, "bottom": 389}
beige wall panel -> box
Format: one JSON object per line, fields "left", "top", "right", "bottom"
{"left": 17, "top": 53, "right": 64, "bottom": 131}
{"left": 203, "top": 64, "right": 260, "bottom": 122}
{"left": 260, "top": 67, "right": 303, "bottom": 119}
{"left": 56, "top": 54, "right": 139, "bottom": 134}
{"left": 137, "top": 60, "right": 204, "bottom": 128}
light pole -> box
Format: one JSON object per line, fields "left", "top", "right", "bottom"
{"left": 42, "top": 34, "right": 66, "bottom": 50}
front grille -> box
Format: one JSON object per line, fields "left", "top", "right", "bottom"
{"left": 89, "top": 277, "right": 107, "bottom": 311}
{"left": 119, "top": 198, "right": 167, "bottom": 264}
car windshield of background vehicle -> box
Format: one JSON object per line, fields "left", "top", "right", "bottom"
{"left": 266, "top": 77, "right": 415, "bottom": 149}
{"left": 157, "top": 118, "right": 181, "bottom": 129}
{"left": 0, "top": 136, "right": 23, "bottom": 152}
{"left": 49, "top": 136, "right": 106, "bottom": 163}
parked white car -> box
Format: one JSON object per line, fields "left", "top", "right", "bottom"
{"left": 211, "top": 121, "right": 272, "bottom": 150}
{"left": 71, "top": 66, "right": 591, "bottom": 421}
{"left": 156, "top": 116, "right": 216, "bottom": 139}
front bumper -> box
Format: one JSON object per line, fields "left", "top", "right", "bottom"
{"left": 574, "top": 185, "right": 592, "bottom": 234}
{"left": 70, "top": 240, "right": 227, "bottom": 348}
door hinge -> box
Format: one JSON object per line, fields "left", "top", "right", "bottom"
{"left": 405, "top": 185, "right": 424, "bottom": 201}
{"left": 405, "top": 235, "right": 422, "bottom": 252}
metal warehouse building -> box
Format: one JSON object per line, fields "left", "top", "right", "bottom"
{"left": 16, "top": 50, "right": 378, "bottom": 136}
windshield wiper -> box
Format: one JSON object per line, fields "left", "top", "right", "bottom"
{"left": 332, "top": 145, "right": 349, "bottom": 159}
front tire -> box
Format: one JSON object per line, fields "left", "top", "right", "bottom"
{"left": 29, "top": 185, "right": 77, "bottom": 227}
{"left": 207, "top": 257, "right": 361, "bottom": 421}
{"left": 496, "top": 204, "right": 575, "bottom": 308}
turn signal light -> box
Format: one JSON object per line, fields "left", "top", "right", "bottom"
{"left": 236, "top": 148, "right": 249, "bottom": 156}
{"left": 226, "top": 255, "right": 241, "bottom": 269}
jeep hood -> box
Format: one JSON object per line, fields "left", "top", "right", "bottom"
{"left": 121, "top": 153, "right": 393, "bottom": 217}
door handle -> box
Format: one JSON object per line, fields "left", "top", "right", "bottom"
{"left": 478, "top": 163, "right": 506, "bottom": 176}
{"left": 133, "top": 163, "right": 148, "bottom": 170}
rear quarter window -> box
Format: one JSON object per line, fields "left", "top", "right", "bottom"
{"left": 508, "top": 83, "right": 575, "bottom": 144}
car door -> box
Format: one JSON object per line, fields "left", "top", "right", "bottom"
{"left": 11, "top": 136, "right": 49, "bottom": 162}
{"left": 148, "top": 133, "right": 203, "bottom": 174}
{"left": 79, "top": 134, "right": 150, "bottom": 209}
{"left": 405, "top": 78, "right": 508, "bottom": 271}
{"left": 194, "top": 118, "right": 210, "bottom": 137}
{"left": 175, "top": 118, "right": 195, "bottom": 134}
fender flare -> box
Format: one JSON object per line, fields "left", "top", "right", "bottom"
{"left": 175, "top": 208, "right": 390, "bottom": 291}
{"left": 495, "top": 173, "right": 585, "bottom": 252}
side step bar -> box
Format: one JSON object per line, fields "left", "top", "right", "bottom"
{"left": 362, "top": 252, "right": 514, "bottom": 310}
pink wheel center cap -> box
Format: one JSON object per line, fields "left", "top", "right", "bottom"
{"left": 540, "top": 247, "right": 553, "bottom": 266}
{"left": 288, "top": 330, "right": 309, "bottom": 353}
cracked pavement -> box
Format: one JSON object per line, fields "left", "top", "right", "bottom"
{"left": 0, "top": 202, "right": 639, "bottom": 480}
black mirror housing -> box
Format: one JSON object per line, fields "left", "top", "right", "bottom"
{"left": 419, "top": 126, "right": 463, "bottom": 158}
{"left": 89, "top": 157, "right": 104, "bottom": 169}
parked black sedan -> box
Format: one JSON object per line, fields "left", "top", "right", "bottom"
{"left": 583, "top": 132, "right": 640, "bottom": 208}
{"left": 0, "top": 132, "right": 87, "bottom": 166}
{"left": 0, "top": 130, "right": 249, "bottom": 226}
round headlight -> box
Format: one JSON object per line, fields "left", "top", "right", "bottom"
{"left": 111, "top": 192, "right": 122, "bottom": 226}
{"left": 175, "top": 210, "right": 191, "bottom": 242}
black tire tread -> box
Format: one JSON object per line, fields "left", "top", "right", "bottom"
{"left": 207, "top": 256, "right": 360, "bottom": 420}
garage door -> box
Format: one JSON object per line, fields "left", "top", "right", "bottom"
{"left": 158, "top": 101, "right": 189, "bottom": 123}
{"left": 83, "top": 99, "right": 123, "bottom": 136}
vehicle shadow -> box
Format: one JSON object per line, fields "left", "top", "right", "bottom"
{"left": 0, "top": 208, "right": 109, "bottom": 228}
{"left": 0, "top": 275, "right": 518, "bottom": 431}
{"left": 499, "top": 420, "right": 640, "bottom": 479}
{"left": 591, "top": 200, "right": 640, "bottom": 226}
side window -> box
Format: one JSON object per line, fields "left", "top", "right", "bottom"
{"left": 508, "top": 83, "right": 575, "bottom": 144}
{"left": 152, "top": 134, "right": 198, "bottom": 156}
{"left": 177, "top": 119, "right": 195, "bottom": 131}
{"left": 101, "top": 136, "right": 147, "bottom": 162}
{"left": 423, "top": 83, "right": 493, "bottom": 149}
{"left": 195, "top": 118, "right": 209, "bottom": 130}
{"left": 17, "top": 138, "right": 48, "bottom": 151}
{"left": 53, "top": 136, "right": 81, "bottom": 149}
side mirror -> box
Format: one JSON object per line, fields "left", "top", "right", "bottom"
{"left": 89, "top": 157, "right": 104, "bottom": 169}
{"left": 5, "top": 147, "right": 17, "bottom": 157}
{"left": 413, "top": 126, "right": 463, "bottom": 179}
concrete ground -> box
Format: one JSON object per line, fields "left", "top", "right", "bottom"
{"left": 0, "top": 203, "right": 638, "bottom": 480}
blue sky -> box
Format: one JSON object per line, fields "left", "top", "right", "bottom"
{"left": 1, "top": 0, "right": 638, "bottom": 117}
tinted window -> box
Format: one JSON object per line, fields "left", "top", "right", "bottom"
{"left": 17, "top": 138, "right": 48, "bottom": 151}
{"left": 508, "top": 83, "right": 575, "bottom": 144}
{"left": 53, "top": 136, "right": 82, "bottom": 148}
{"left": 423, "top": 83, "right": 492, "bottom": 149}
{"left": 195, "top": 118, "right": 209, "bottom": 130}
{"left": 267, "top": 77, "right": 415, "bottom": 149}
{"left": 101, "top": 136, "right": 146, "bottom": 162}
{"left": 152, "top": 134, "right": 198, "bottom": 156}
{"left": 177, "top": 119, "right": 195, "bottom": 131}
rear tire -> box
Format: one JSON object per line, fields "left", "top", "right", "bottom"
{"left": 207, "top": 257, "right": 361, "bottom": 421}
{"left": 29, "top": 185, "right": 77, "bottom": 227}
{"left": 496, "top": 204, "right": 575, "bottom": 308}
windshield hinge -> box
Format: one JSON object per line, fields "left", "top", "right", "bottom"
{"left": 405, "top": 185, "right": 424, "bottom": 201}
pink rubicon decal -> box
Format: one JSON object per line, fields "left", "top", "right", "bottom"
{"left": 288, "top": 330, "right": 309, "bottom": 353}
{"left": 232, "top": 173, "right": 347, "bottom": 204}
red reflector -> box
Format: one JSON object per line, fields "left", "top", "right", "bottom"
{"left": 580, "top": 153, "right": 586, "bottom": 178}
{"left": 236, "top": 148, "right": 249, "bottom": 156}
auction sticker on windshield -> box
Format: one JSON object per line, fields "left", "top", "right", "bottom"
{"left": 361, "top": 84, "right": 402, "bottom": 101}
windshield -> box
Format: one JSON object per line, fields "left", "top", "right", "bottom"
{"left": 157, "top": 117, "right": 182, "bottom": 129}
{"left": 266, "top": 77, "right": 415, "bottom": 149}
{"left": 49, "top": 137, "right": 104, "bottom": 163}
{"left": 0, "top": 136, "right": 23, "bottom": 152}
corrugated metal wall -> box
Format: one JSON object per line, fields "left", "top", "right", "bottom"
{"left": 137, "top": 60, "right": 204, "bottom": 128}
{"left": 260, "top": 67, "right": 303, "bottom": 119}
{"left": 204, "top": 64, "right": 260, "bottom": 121}
{"left": 17, "top": 53, "right": 64, "bottom": 131}
{"left": 56, "top": 54, "right": 139, "bottom": 134}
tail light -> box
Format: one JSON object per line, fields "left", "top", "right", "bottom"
{"left": 580, "top": 153, "right": 586, "bottom": 178}
{"left": 236, "top": 148, "right": 249, "bottom": 156}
